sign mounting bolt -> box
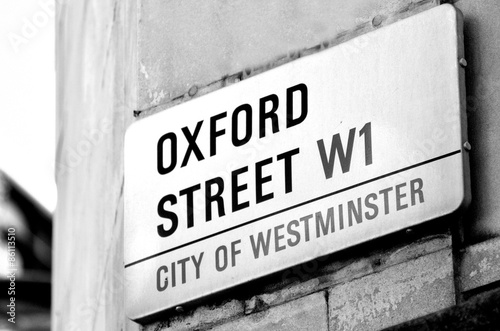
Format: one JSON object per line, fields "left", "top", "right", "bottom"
{"left": 464, "top": 141, "right": 472, "bottom": 151}
{"left": 372, "top": 15, "right": 384, "bottom": 27}
{"left": 459, "top": 58, "right": 467, "bottom": 68}
{"left": 175, "top": 306, "right": 184, "bottom": 313}
{"left": 188, "top": 85, "right": 198, "bottom": 97}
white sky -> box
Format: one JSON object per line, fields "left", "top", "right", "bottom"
{"left": 0, "top": 0, "right": 56, "bottom": 212}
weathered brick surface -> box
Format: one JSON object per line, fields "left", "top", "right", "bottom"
{"left": 143, "top": 300, "right": 244, "bottom": 331}
{"left": 244, "top": 234, "right": 451, "bottom": 313}
{"left": 459, "top": 237, "right": 500, "bottom": 293}
{"left": 211, "top": 292, "right": 327, "bottom": 331}
{"left": 328, "top": 248, "right": 455, "bottom": 331}
{"left": 383, "top": 288, "right": 500, "bottom": 331}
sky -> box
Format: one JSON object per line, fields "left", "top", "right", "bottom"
{"left": 0, "top": 0, "right": 56, "bottom": 212}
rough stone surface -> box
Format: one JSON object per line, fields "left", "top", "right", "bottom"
{"left": 143, "top": 300, "right": 244, "bottom": 331}
{"left": 328, "top": 249, "right": 455, "bottom": 331}
{"left": 459, "top": 237, "right": 500, "bottom": 293}
{"left": 210, "top": 292, "right": 327, "bottom": 331}
{"left": 383, "top": 288, "right": 500, "bottom": 331}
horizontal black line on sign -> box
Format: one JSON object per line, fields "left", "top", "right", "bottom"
{"left": 125, "top": 149, "right": 461, "bottom": 268}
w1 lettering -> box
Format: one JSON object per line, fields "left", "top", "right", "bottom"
{"left": 316, "top": 122, "right": 373, "bottom": 179}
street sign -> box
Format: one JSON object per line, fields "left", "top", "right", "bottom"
{"left": 124, "top": 4, "right": 469, "bottom": 320}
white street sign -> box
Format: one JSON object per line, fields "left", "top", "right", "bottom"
{"left": 125, "top": 5, "right": 469, "bottom": 320}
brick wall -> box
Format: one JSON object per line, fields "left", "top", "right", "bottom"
{"left": 143, "top": 225, "right": 455, "bottom": 330}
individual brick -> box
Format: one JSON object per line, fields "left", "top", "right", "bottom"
{"left": 211, "top": 292, "right": 327, "bottom": 331}
{"left": 329, "top": 248, "right": 455, "bottom": 331}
